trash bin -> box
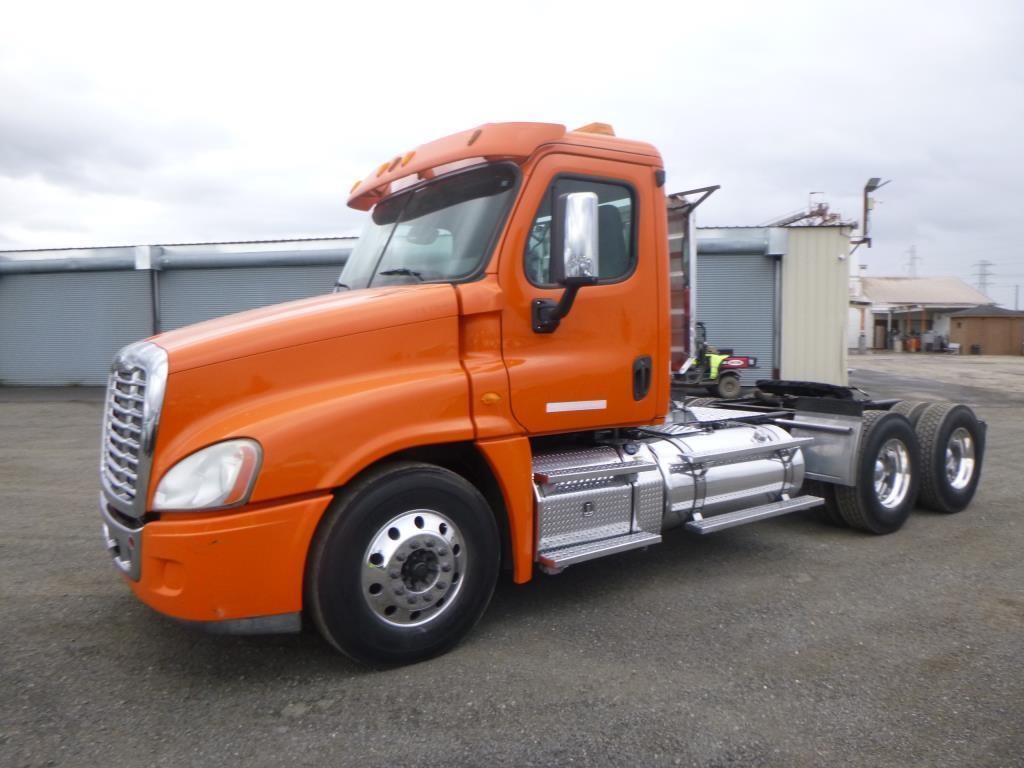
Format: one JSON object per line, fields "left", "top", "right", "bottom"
{"left": 970, "top": 344, "right": 982, "bottom": 355}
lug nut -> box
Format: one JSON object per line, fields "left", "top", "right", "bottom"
{"left": 441, "top": 564, "right": 451, "bottom": 572}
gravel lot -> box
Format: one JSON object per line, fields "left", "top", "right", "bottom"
{"left": 2, "top": 354, "right": 1022, "bottom": 767}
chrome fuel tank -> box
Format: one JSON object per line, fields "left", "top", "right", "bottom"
{"left": 636, "top": 423, "right": 805, "bottom": 529}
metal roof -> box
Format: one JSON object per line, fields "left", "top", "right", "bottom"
{"left": 860, "top": 276, "right": 992, "bottom": 307}
{"left": 0, "top": 235, "right": 356, "bottom": 256}
{"left": 0, "top": 237, "right": 356, "bottom": 275}
{"left": 950, "top": 305, "right": 1024, "bottom": 318}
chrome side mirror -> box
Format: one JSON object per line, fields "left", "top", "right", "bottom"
{"left": 551, "top": 191, "right": 599, "bottom": 284}
{"left": 533, "top": 191, "right": 601, "bottom": 333}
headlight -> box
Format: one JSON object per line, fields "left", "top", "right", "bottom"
{"left": 154, "top": 439, "right": 262, "bottom": 511}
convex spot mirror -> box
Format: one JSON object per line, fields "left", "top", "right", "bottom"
{"left": 551, "top": 191, "right": 599, "bottom": 284}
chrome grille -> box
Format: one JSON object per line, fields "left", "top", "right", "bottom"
{"left": 102, "top": 365, "right": 147, "bottom": 504}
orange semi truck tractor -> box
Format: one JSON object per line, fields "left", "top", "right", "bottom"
{"left": 99, "top": 122, "right": 985, "bottom": 664}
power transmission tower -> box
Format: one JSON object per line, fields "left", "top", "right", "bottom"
{"left": 972, "top": 260, "right": 994, "bottom": 296}
{"left": 905, "top": 245, "right": 920, "bottom": 276}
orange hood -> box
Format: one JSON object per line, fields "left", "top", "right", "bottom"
{"left": 154, "top": 283, "right": 460, "bottom": 373}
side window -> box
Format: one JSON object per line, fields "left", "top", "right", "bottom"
{"left": 525, "top": 178, "right": 635, "bottom": 286}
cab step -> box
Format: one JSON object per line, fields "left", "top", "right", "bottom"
{"left": 538, "top": 530, "right": 662, "bottom": 573}
{"left": 685, "top": 495, "right": 824, "bottom": 535}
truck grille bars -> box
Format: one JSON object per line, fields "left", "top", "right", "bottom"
{"left": 102, "top": 365, "right": 147, "bottom": 505}
{"left": 99, "top": 341, "right": 168, "bottom": 518}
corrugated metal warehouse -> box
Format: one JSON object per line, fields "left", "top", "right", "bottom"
{"left": 0, "top": 239, "right": 353, "bottom": 386}
{"left": 696, "top": 225, "right": 852, "bottom": 386}
{"left": 0, "top": 225, "right": 851, "bottom": 387}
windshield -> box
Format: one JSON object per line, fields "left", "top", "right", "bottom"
{"left": 337, "top": 163, "right": 518, "bottom": 290}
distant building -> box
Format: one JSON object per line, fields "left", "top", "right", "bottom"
{"left": 848, "top": 276, "right": 993, "bottom": 351}
{"left": 949, "top": 305, "right": 1024, "bottom": 355}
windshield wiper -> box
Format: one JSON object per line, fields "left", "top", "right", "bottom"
{"left": 378, "top": 268, "right": 424, "bottom": 281}
{"left": 333, "top": 281, "right": 350, "bottom": 293}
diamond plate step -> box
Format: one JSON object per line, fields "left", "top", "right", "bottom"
{"left": 533, "top": 460, "right": 658, "bottom": 486}
{"left": 538, "top": 531, "right": 662, "bottom": 572}
{"left": 685, "top": 495, "right": 824, "bottom": 535}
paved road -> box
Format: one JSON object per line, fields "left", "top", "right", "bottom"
{"left": 2, "top": 360, "right": 1022, "bottom": 767}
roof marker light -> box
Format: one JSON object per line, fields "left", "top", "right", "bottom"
{"left": 401, "top": 151, "right": 415, "bottom": 167}
{"left": 467, "top": 129, "right": 482, "bottom": 146}
{"left": 574, "top": 122, "right": 616, "bottom": 136}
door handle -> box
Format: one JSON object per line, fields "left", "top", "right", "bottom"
{"left": 633, "top": 356, "right": 652, "bottom": 401}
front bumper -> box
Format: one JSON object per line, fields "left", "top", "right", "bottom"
{"left": 100, "top": 493, "right": 333, "bottom": 629}
{"left": 101, "top": 497, "right": 143, "bottom": 580}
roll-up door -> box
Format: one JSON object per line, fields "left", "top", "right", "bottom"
{"left": 695, "top": 253, "right": 777, "bottom": 386}
{"left": 0, "top": 270, "right": 153, "bottom": 386}
{"left": 158, "top": 265, "right": 341, "bottom": 331}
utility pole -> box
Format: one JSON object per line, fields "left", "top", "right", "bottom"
{"left": 972, "top": 260, "right": 994, "bottom": 296}
{"left": 1016, "top": 284, "right": 1019, "bottom": 311}
{"left": 905, "top": 245, "right": 920, "bottom": 276}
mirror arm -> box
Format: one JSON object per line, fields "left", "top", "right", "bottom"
{"left": 531, "top": 276, "right": 599, "bottom": 334}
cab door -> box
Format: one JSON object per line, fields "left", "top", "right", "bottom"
{"left": 499, "top": 153, "right": 666, "bottom": 434}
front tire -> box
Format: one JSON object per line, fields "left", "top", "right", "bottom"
{"left": 307, "top": 462, "right": 500, "bottom": 665}
{"left": 834, "top": 411, "right": 921, "bottom": 534}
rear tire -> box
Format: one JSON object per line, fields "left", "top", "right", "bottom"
{"left": 306, "top": 461, "right": 499, "bottom": 665}
{"left": 915, "top": 402, "right": 984, "bottom": 513}
{"left": 716, "top": 373, "right": 742, "bottom": 399}
{"left": 834, "top": 411, "right": 920, "bottom": 534}
{"left": 890, "top": 400, "right": 931, "bottom": 427}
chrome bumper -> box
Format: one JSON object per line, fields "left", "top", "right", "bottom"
{"left": 99, "top": 493, "right": 143, "bottom": 581}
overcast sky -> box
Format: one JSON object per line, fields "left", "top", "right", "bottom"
{"left": 2, "top": 0, "right": 1022, "bottom": 306}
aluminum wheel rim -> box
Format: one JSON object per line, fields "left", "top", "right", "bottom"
{"left": 361, "top": 509, "right": 466, "bottom": 627}
{"left": 874, "top": 438, "right": 911, "bottom": 509}
{"left": 945, "top": 427, "right": 975, "bottom": 491}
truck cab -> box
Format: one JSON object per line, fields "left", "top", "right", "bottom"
{"left": 99, "top": 122, "right": 985, "bottom": 664}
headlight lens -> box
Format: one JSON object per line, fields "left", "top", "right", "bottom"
{"left": 154, "top": 439, "right": 262, "bottom": 511}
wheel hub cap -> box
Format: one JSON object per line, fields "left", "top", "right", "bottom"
{"left": 945, "top": 427, "right": 976, "bottom": 491}
{"left": 361, "top": 509, "right": 465, "bottom": 627}
{"left": 874, "top": 438, "right": 911, "bottom": 510}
